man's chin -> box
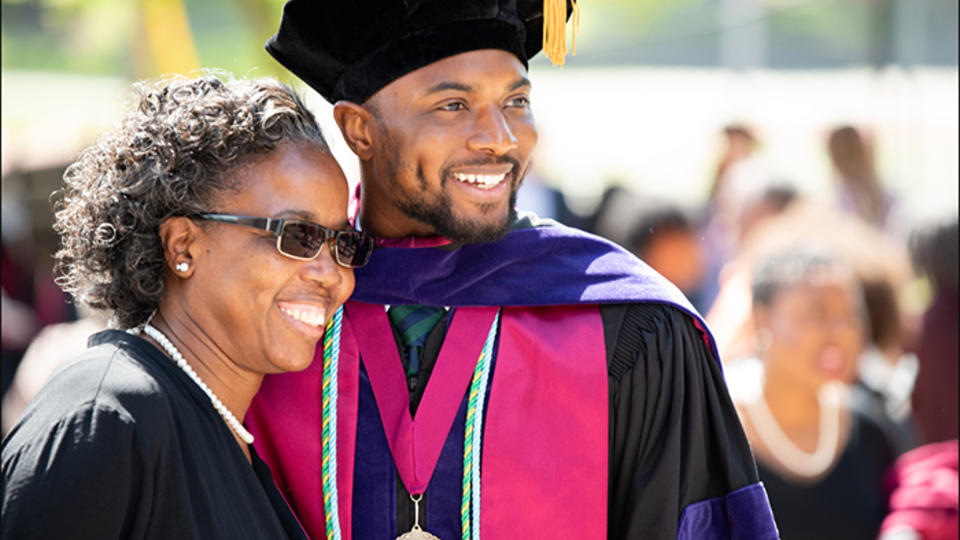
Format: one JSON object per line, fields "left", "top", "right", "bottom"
{"left": 440, "top": 208, "right": 515, "bottom": 244}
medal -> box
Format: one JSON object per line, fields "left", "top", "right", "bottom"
{"left": 396, "top": 493, "right": 441, "bottom": 540}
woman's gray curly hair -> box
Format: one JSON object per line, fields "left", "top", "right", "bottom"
{"left": 51, "top": 75, "right": 329, "bottom": 329}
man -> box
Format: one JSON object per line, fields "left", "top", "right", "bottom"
{"left": 247, "top": 1, "right": 779, "bottom": 539}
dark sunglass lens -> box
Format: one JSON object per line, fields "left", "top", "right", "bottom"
{"left": 335, "top": 231, "right": 373, "bottom": 267}
{"left": 280, "top": 222, "right": 324, "bottom": 258}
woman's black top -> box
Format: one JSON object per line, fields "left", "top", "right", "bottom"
{"left": 758, "top": 406, "right": 897, "bottom": 540}
{"left": 2, "top": 330, "right": 307, "bottom": 540}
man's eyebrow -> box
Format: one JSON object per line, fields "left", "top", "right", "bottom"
{"left": 421, "top": 77, "right": 530, "bottom": 97}
{"left": 423, "top": 81, "right": 474, "bottom": 95}
{"left": 508, "top": 77, "right": 532, "bottom": 92}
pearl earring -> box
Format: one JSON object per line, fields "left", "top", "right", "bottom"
{"left": 176, "top": 262, "right": 189, "bottom": 272}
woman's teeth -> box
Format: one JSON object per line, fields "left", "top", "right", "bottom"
{"left": 280, "top": 306, "right": 325, "bottom": 327}
{"left": 453, "top": 172, "right": 507, "bottom": 190}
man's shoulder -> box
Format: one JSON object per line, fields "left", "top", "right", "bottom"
{"left": 598, "top": 302, "right": 718, "bottom": 378}
{"left": 599, "top": 301, "right": 707, "bottom": 336}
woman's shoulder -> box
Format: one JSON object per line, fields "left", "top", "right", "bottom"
{"left": 6, "top": 330, "right": 177, "bottom": 447}
{"left": 54, "top": 330, "right": 168, "bottom": 405}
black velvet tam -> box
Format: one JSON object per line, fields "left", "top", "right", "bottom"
{"left": 266, "top": 0, "right": 565, "bottom": 104}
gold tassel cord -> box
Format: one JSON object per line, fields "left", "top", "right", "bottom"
{"left": 571, "top": 0, "right": 580, "bottom": 57}
{"left": 543, "top": 0, "right": 581, "bottom": 67}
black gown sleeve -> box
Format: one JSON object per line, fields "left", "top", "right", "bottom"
{"left": 2, "top": 401, "right": 146, "bottom": 539}
{"left": 602, "top": 303, "right": 769, "bottom": 539}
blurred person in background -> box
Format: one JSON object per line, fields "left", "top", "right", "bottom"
{"left": 0, "top": 284, "right": 37, "bottom": 396}
{"left": 586, "top": 184, "right": 638, "bottom": 244}
{"left": 726, "top": 247, "right": 899, "bottom": 540}
{"left": 879, "top": 439, "right": 959, "bottom": 540}
{"left": 732, "top": 185, "right": 798, "bottom": 249}
{"left": 700, "top": 124, "right": 780, "bottom": 312}
{"left": 710, "top": 200, "right": 919, "bottom": 456}
{"left": 2, "top": 75, "right": 371, "bottom": 539}
{"left": 585, "top": 190, "right": 708, "bottom": 299}
{"left": 827, "top": 125, "right": 893, "bottom": 231}
{"left": 2, "top": 200, "right": 76, "bottom": 399}
{"left": 907, "top": 217, "right": 958, "bottom": 445}
{"left": 625, "top": 202, "right": 707, "bottom": 298}
{"left": 707, "top": 124, "right": 759, "bottom": 210}
{"left": 704, "top": 184, "right": 799, "bottom": 359}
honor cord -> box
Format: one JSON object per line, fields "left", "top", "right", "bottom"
{"left": 461, "top": 309, "right": 501, "bottom": 540}
{"left": 320, "top": 307, "right": 500, "bottom": 540}
{"left": 321, "top": 307, "right": 344, "bottom": 540}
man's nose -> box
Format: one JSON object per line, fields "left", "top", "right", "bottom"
{"left": 466, "top": 105, "right": 518, "bottom": 156}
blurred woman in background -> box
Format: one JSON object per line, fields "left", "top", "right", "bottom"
{"left": 728, "top": 248, "right": 898, "bottom": 540}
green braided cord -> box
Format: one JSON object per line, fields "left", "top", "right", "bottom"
{"left": 461, "top": 309, "right": 501, "bottom": 540}
{"left": 470, "top": 310, "right": 499, "bottom": 540}
{"left": 321, "top": 307, "right": 344, "bottom": 540}
{"left": 461, "top": 345, "right": 484, "bottom": 539}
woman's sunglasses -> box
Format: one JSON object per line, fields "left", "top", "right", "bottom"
{"left": 190, "top": 213, "right": 374, "bottom": 268}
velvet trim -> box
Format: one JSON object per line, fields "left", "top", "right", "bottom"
{"left": 352, "top": 221, "right": 723, "bottom": 362}
{"left": 677, "top": 483, "right": 780, "bottom": 540}
{"left": 354, "top": 223, "right": 696, "bottom": 310}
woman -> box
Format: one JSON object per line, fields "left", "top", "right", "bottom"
{"left": 726, "top": 248, "right": 898, "bottom": 540}
{"left": 1, "top": 75, "right": 373, "bottom": 539}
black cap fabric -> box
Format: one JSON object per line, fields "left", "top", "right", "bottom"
{"left": 266, "top": 0, "right": 569, "bottom": 104}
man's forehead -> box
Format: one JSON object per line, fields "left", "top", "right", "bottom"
{"left": 376, "top": 49, "right": 530, "bottom": 99}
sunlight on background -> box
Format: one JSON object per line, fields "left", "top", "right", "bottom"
{"left": 1, "top": 0, "right": 957, "bottom": 255}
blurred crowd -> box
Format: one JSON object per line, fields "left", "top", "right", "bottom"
{"left": 3, "top": 122, "right": 958, "bottom": 539}
{"left": 522, "top": 123, "right": 958, "bottom": 540}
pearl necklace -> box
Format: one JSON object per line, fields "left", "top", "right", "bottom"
{"left": 141, "top": 324, "right": 255, "bottom": 445}
{"left": 744, "top": 381, "right": 844, "bottom": 478}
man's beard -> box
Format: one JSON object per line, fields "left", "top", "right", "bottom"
{"left": 394, "top": 162, "right": 520, "bottom": 244}
{"left": 395, "top": 179, "right": 519, "bottom": 244}
{"left": 373, "top": 120, "right": 525, "bottom": 244}
{"left": 387, "top": 151, "right": 523, "bottom": 244}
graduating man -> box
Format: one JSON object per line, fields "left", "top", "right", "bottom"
{"left": 247, "top": 1, "right": 779, "bottom": 538}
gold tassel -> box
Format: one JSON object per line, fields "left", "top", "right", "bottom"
{"left": 543, "top": 0, "right": 580, "bottom": 67}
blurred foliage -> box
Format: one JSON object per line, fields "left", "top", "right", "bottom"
{"left": 1, "top": 0, "right": 957, "bottom": 77}
{"left": 541, "top": 0, "right": 957, "bottom": 67}
{"left": 1, "top": 0, "right": 288, "bottom": 79}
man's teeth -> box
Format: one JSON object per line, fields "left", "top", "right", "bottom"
{"left": 453, "top": 172, "right": 507, "bottom": 190}
{"left": 280, "top": 306, "right": 325, "bottom": 327}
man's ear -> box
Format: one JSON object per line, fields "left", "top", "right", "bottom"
{"left": 333, "top": 100, "right": 376, "bottom": 160}
{"left": 157, "top": 216, "right": 199, "bottom": 278}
